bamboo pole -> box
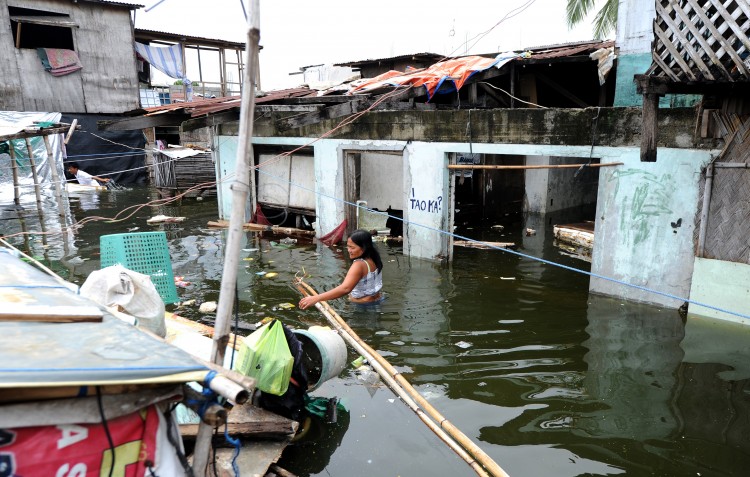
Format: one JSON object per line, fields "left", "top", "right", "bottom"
{"left": 296, "top": 279, "right": 510, "bottom": 477}
{"left": 447, "top": 162, "right": 623, "bottom": 170}
{"left": 8, "top": 141, "right": 21, "bottom": 205}
{"left": 24, "top": 138, "right": 43, "bottom": 206}
{"left": 64, "top": 119, "right": 78, "bottom": 144}
{"left": 193, "top": 3, "right": 260, "bottom": 475}
{"left": 43, "top": 134, "right": 68, "bottom": 220}
{"left": 697, "top": 162, "right": 714, "bottom": 258}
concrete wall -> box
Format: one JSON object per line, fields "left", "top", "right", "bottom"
{"left": 0, "top": 0, "right": 139, "bottom": 113}
{"left": 590, "top": 147, "right": 713, "bottom": 307}
{"left": 688, "top": 257, "right": 750, "bottom": 325}
{"left": 238, "top": 135, "right": 715, "bottom": 311}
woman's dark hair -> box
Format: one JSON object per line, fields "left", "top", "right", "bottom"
{"left": 349, "top": 229, "right": 383, "bottom": 272}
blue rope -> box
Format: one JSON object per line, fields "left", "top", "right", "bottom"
{"left": 224, "top": 425, "right": 241, "bottom": 476}
{"left": 255, "top": 167, "right": 750, "bottom": 321}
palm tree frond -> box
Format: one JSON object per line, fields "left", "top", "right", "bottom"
{"left": 566, "top": 0, "right": 598, "bottom": 28}
{"left": 592, "top": 0, "right": 619, "bottom": 39}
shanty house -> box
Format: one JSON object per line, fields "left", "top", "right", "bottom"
{"left": 0, "top": 0, "right": 141, "bottom": 114}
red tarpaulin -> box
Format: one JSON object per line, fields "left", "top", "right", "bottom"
{"left": 319, "top": 219, "right": 347, "bottom": 246}
{"left": 252, "top": 203, "right": 272, "bottom": 225}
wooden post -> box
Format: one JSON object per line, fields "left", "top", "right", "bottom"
{"left": 641, "top": 93, "right": 660, "bottom": 162}
{"left": 64, "top": 119, "right": 78, "bottom": 144}
{"left": 509, "top": 63, "right": 516, "bottom": 109}
{"left": 192, "top": 2, "right": 260, "bottom": 475}
{"left": 24, "top": 138, "right": 43, "bottom": 206}
{"left": 8, "top": 141, "right": 21, "bottom": 205}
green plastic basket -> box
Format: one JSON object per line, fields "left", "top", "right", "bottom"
{"left": 100, "top": 232, "right": 179, "bottom": 305}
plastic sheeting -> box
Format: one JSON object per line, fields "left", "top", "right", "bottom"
{"left": 0, "top": 249, "right": 207, "bottom": 387}
{"left": 0, "top": 111, "right": 66, "bottom": 207}
{"left": 349, "top": 53, "right": 517, "bottom": 100}
{"left": 61, "top": 113, "right": 148, "bottom": 185}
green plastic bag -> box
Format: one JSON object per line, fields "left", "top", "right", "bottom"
{"left": 234, "top": 320, "right": 293, "bottom": 396}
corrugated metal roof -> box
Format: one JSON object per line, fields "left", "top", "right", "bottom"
{"left": 80, "top": 0, "right": 144, "bottom": 8}
{"left": 134, "top": 28, "right": 246, "bottom": 49}
{"left": 334, "top": 52, "right": 444, "bottom": 67}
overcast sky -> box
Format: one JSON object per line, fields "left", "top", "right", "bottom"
{"left": 134, "top": 0, "right": 607, "bottom": 91}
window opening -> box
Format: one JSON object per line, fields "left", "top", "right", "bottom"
{"left": 9, "top": 6, "right": 75, "bottom": 50}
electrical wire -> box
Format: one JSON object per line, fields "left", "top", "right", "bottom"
{"left": 95, "top": 387, "right": 116, "bottom": 477}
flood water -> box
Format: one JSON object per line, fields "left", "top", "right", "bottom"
{"left": 3, "top": 186, "right": 750, "bottom": 477}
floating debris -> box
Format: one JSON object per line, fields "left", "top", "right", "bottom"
{"left": 455, "top": 341, "right": 473, "bottom": 349}
{"left": 278, "top": 302, "right": 295, "bottom": 309}
{"left": 525, "top": 228, "right": 536, "bottom": 236}
{"left": 264, "top": 272, "right": 278, "bottom": 278}
{"left": 199, "top": 301, "right": 217, "bottom": 313}
{"left": 279, "top": 237, "right": 297, "bottom": 245}
{"left": 242, "top": 248, "right": 259, "bottom": 252}
{"left": 255, "top": 271, "right": 267, "bottom": 276}
{"left": 147, "top": 215, "right": 186, "bottom": 224}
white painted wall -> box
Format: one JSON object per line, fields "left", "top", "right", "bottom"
{"left": 524, "top": 155, "right": 549, "bottom": 213}
{"left": 616, "top": 0, "right": 656, "bottom": 55}
{"left": 257, "top": 153, "right": 315, "bottom": 210}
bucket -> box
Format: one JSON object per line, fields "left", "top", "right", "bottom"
{"left": 293, "top": 326, "right": 348, "bottom": 391}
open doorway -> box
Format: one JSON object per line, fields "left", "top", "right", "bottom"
{"left": 448, "top": 153, "right": 600, "bottom": 261}
{"left": 344, "top": 150, "right": 404, "bottom": 237}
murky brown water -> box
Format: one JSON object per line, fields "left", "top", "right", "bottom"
{"left": 4, "top": 186, "right": 750, "bottom": 477}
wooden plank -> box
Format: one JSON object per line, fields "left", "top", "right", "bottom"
{"left": 213, "top": 440, "right": 292, "bottom": 477}
{"left": 0, "top": 125, "right": 72, "bottom": 141}
{"left": 98, "top": 113, "right": 189, "bottom": 131}
{"left": 641, "top": 93, "right": 660, "bottom": 162}
{"left": 653, "top": 23, "right": 699, "bottom": 81}
{"left": 453, "top": 240, "right": 515, "bottom": 249}
{"left": 180, "top": 402, "right": 298, "bottom": 438}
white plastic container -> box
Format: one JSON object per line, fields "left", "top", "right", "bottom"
{"left": 293, "top": 326, "right": 348, "bottom": 391}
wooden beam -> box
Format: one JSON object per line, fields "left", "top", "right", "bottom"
{"left": 641, "top": 93, "right": 660, "bottom": 162}
{"left": 535, "top": 72, "right": 589, "bottom": 107}
{"left": 181, "top": 110, "right": 240, "bottom": 131}
{"left": 97, "top": 114, "right": 189, "bottom": 131}
{"left": 275, "top": 90, "right": 415, "bottom": 130}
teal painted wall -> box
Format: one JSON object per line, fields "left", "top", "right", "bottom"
{"left": 614, "top": 53, "right": 701, "bottom": 108}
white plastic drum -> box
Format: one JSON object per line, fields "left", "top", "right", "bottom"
{"left": 293, "top": 326, "right": 348, "bottom": 391}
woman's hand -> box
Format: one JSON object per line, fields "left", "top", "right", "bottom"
{"left": 299, "top": 295, "right": 318, "bottom": 310}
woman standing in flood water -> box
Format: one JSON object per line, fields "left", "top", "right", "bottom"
{"left": 299, "top": 229, "right": 383, "bottom": 309}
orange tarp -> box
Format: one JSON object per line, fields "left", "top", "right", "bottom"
{"left": 349, "top": 55, "right": 505, "bottom": 99}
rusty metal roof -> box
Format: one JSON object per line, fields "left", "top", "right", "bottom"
{"left": 524, "top": 40, "right": 614, "bottom": 60}
{"left": 141, "top": 87, "right": 317, "bottom": 117}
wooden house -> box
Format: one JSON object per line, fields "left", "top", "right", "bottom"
{"left": 0, "top": 0, "right": 141, "bottom": 114}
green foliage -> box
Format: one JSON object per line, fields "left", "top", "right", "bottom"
{"left": 566, "top": 0, "right": 618, "bottom": 39}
